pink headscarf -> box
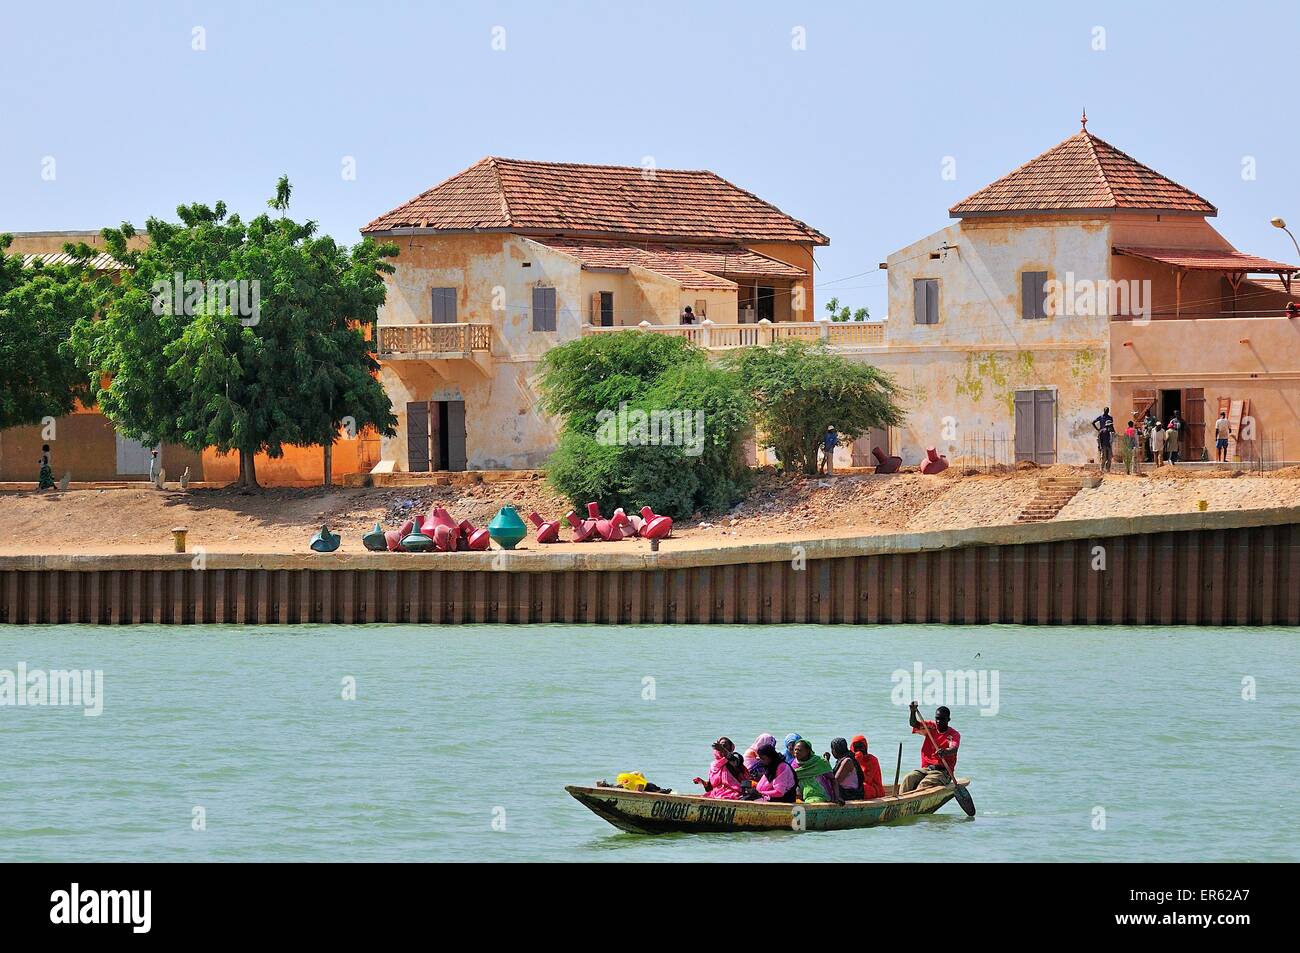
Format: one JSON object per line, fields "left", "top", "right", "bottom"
{"left": 746, "top": 733, "right": 777, "bottom": 770}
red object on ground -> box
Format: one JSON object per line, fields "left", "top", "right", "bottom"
{"left": 457, "top": 519, "right": 491, "bottom": 551}
{"left": 432, "top": 524, "right": 456, "bottom": 552}
{"left": 529, "top": 511, "right": 561, "bottom": 543}
{"left": 639, "top": 505, "right": 673, "bottom": 540}
{"left": 871, "top": 447, "right": 902, "bottom": 474}
{"left": 386, "top": 519, "right": 414, "bottom": 552}
{"left": 586, "top": 502, "right": 612, "bottom": 541}
{"left": 920, "top": 447, "right": 949, "bottom": 475}
{"left": 566, "top": 511, "right": 597, "bottom": 542}
{"left": 602, "top": 507, "right": 632, "bottom": 541}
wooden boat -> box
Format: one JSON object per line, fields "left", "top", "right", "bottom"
{"left": 566, "top": 779, "right": 971, "bottom": 834}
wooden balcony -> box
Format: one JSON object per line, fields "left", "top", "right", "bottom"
{"left": 579, "top": 318, "right": 885, "bottom": 351}
{"left": 378, "top": 323, "right": 493, "bottom": 360}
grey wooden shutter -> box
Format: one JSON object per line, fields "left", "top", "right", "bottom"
{"left": 431, "top": 287, "right": 456, "bottom": 324}
{"left": 1014, "top": 390, "right": 1035, "bottom": 462}
{"left": 406, "top": 402, "right": 430, "bottom": 472}
{"left": 1033, "top": 390, "right": 1057, "bottom": 463}
{"left": 1022, "top": 271, "right": 1047, "bottom": 320}
{"left": 914, "top": 279, "right": 938, "bottom": 324}
{"left": 533, "top": 287, "right": 556, "bottom": 331}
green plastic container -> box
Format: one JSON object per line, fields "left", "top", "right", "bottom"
{"left": 487, "top": 505, "right": 527, "bottom": 550}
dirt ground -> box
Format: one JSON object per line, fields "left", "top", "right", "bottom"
{"left": 2, "top": 463, "right": 1297, "bottom": 556}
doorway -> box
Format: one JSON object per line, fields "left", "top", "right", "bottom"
{"left": 406, "top": 399, "right": 467, "bottom": 472}
{"left": 757, "top": 286, "right": 776, "bottom": 323}
{"left": 598, "top": 291, "right": 614, "bottom": 327}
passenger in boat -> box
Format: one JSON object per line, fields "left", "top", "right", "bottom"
{"left": 901, "top": 703, "right": 961, "bottom": 793}
{"left": 791, "top": 739, "right": 839, "bottom": 804}
{"left": 781, "top": 732, "right": 802, "bottom": 766}
{"left": 692, "top": 737, "right": 745, "bottom": 800}
{"left": 828, "top": 737, "right": 865, "bottom": 800}
{"left": 851, "top": 735, "right": 885, "bottom": 799}
{"left": 750, "top": 744, "right": 798, "bottom": 802}
{"left": 746, "top": 733, "right": 777, "bottom": 779}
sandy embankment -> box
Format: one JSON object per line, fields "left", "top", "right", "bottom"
{"left": 0, "top": 466, "right": 1296, "bottom": 557}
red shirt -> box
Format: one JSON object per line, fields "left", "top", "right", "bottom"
{"left": 914, "top": 720, "right": 960, "bottom": 770}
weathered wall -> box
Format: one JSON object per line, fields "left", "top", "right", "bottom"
{"left": 377, "top": 234, "right": 579, "bottom": 470}
{"left": 879, "top": 217, "right": 1112, "bottom": 463}
{"left": 1110, "top": 313, "right": 1300, "bottom": 454}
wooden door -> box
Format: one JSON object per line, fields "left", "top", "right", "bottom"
{"left": 1182, "top": 388, "right": 1205, "bottom": 460}
{"left": 406, "top": 401, "right": 430, "bottom": 472}
{"left": 1132, "top": 387, "right": 1156, "bottom": 424}
{"left": 1014, "top": 389, "right": 1057, "bottom": 464}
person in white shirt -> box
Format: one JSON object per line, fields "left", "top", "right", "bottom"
{"left": 1215, "top": 412, "right": 1232, "bottom": 463}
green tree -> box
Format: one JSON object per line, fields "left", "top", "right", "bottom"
{"left": 824, "top": 295, "right": 869, "bottom": 322}
{"left": 0, "top": 235, "right": 99, "bottom": 430}
{"left": 538, "top": 332, "right": 753, "bottom": 518}
{"left": 72, "top": 183, "right": 398, "bottom": 488}
{"left": 727, "top": 338, "right": 906, "bottom": 475}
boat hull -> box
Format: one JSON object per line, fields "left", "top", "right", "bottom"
{"left": 565, "top": 780, "right": 971, "bottom": 834}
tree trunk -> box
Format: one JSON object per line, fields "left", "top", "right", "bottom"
{"left": 323, "top": 440, "right": 333, "bottom": 487}
{"left": 238, "top": 448, "right": 261, "bottom": 490}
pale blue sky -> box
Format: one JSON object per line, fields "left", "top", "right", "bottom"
{"left": 3, "top": 0, "right": 1297, "bottom": 320}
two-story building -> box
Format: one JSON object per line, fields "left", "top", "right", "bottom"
{"left": 362, "top": 156, "right": 830, "bottom": 472}
{"left": 877, "top": 119, "right": 1298, "bottom": 465}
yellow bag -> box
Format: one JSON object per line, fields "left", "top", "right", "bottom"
{"left": 615, "top": 771, "right": 648, "bottom": 792}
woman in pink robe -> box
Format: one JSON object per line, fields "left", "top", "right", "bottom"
{"left": 693, "top": 737, "right": 744, "bottom": 799}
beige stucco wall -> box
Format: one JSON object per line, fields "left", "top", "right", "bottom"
{"left": 878, "top": 217, "right": 1112, "bottom": 464}
{"left": 376, "top": 234, "right": 581, "bottom": 470}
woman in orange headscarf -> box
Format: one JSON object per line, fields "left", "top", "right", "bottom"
{"left": 851, "top": 735, "right": 885, "bottom": 799}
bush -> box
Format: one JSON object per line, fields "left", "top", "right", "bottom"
{"left": 538, "top": 332, "right": 752, "bottom": 519}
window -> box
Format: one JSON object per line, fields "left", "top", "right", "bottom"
{"left": 431, "top": 287, "right": 457, "bottom": 324}
{"left": 913, "top": 278, "right": 939, "bottom": 325}
{"left": 532, "top": 287, "right": 557, "bottom": 331}
{"left": 1021, "top": 271, "right": 1049, "bottom": 320}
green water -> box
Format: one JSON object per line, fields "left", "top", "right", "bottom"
{"left": 0, "top": 623, "right": 1296, "bottom": 862}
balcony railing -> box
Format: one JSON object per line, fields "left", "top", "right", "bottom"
{"left": 580, "top": 319, "right": 885, "bottom": 350}
{"left": 378, "top": 323, "right": 492, "bottom": 358}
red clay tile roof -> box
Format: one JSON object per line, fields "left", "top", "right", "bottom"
{"left": 535, "top": 240, "right": 733, "bottom": 289}
{"left": 537, "top": 239, "right": 806, "bottom": 289}
{"left": 364, "top": 157, "right": 828, "bottom": 245}
{"left": 950, "top": 130, "right": 1216, "bottom": 217}
{"left": 1113, "top": 246, "right": 1297, "bottom": 272}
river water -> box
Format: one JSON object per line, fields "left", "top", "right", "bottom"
{"left": 1, "top": 623, "right": 1296, "bottom": 862}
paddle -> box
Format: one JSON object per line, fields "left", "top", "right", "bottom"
{"left": 893, "top": 742, "right": 902, "bottom": 795}
{"left": 915, "top": 718, "right": 976, "bottom": 817}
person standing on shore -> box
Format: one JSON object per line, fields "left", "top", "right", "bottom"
{"left": 1098, "top": 422, "right": 1114, "bottom": 473}
{"left": 821, "top": 425, "right": 838, "bottom": 475}
{"left": 1149, "top": 421, "right": 1165, "bottom": 468}
{"left": 1215, "top": 411, "right": 1232, "bottom": 463}
{"left": 38, "top": 444, "right": 55, "bottom": 490}
{"left": 1164, "top": 419, "right": 1180, "bottom": 465}
{"left": 1122, "top": 420, "right": 1138, "bottom": 474}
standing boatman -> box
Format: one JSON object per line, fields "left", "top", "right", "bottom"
{"left": 901, "top": 702, "right": 960, "bottom": 792}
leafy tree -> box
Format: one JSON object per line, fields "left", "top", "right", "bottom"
{"left": 539, "top": 332, "right": 752, "bottom": 518}
{"left": 0, "top": 235, "right": 99, "bottom": 430}
{"left": 71, "top": 183, "right": 398, "bottom": 488}
{"left": 727, "top": 338, "right": 906, "bottom": 475}
{"left": 824, "top": 295, "right": 869, "bottom": 322}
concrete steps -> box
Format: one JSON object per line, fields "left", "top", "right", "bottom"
{"left": 1016, "top": 475, "right": 1090, "bottom": 523}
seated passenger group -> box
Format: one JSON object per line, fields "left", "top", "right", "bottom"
{"left": 693, "top": 731, "right": 885, "bottom": 803}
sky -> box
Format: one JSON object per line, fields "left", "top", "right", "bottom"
{"left": 3, "top": 0, "right": 1298, "bottom": 321}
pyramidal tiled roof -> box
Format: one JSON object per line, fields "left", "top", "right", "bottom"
{"left": 364, "top": 157, "right": 829, "bottom": 245}
{"left": 950, "top": 129, "right": 1216, "bottom": 217}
